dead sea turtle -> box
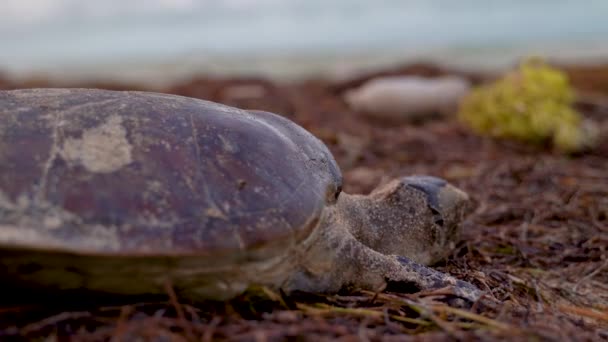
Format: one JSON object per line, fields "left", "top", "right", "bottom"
{"left": 0, "top": 88, "right": 481, "bottom": 302}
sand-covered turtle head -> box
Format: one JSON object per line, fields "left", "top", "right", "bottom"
{"left": 339, "top": 175, "right": 470, "bottom": 265}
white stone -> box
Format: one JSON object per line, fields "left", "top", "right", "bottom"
{"left": 344, "top": 75, "right": 471, "bottom": 120}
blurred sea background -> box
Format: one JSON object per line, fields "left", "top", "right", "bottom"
{"left": 2, "top": 0, "right": 608, "bottom": 84}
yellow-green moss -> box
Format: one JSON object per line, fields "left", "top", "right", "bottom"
{"left": 458, "top": 59, "right": 597, "bottom": 153}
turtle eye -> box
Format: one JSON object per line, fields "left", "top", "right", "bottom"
{"left": 326, "top": 185, "right": 342, "bottom": 203}
{"left": 334, "top": 185, "right": 342, "bottom": 200}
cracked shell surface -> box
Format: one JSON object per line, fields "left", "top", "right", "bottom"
{"left": 0, "top": 88, "right": 342, "bottom": 260}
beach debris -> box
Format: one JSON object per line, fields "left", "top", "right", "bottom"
{"left": 458, "top": 59, "right": 599, "bottom": 153}
{"left": 343, "top": 75, "right": 471, "bottom": 121}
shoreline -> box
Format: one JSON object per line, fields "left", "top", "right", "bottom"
{"left": 3, "top": 40, "right": 608, "bottom": 88}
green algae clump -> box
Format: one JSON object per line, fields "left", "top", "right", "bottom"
{"left": 458, "top": 59, "right": 597, "bottom": 153}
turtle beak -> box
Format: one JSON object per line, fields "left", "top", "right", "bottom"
{"left": 402, "top": 176, "right": 471, "bottom": 235}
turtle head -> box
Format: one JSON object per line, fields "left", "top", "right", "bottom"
{"left": 338, "top": 175, "right": 471, "bottom": 265}
{"left": 393, "top": 176, "right": 470, "bottom": 240}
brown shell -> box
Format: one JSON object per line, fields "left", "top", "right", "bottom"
{"left": 0, "top": 88, "right": 342, "bottom": 258}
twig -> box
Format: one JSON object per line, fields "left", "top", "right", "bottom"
{"left": 296, "top": 303, "right": 432, "bottom": 326}
{"left": 431, "top": 305, "right": 518, "bottom": 332}
{"left": 202, "top": 316, "right": 222, "bottom": 342}
{"left": 164, "top": 281, "right": 196, "bottom": 341}
{"left": 573, "top": 259, "right": 608, "bottom": 292}
{"left": 558, "top": 304, "right": 608, "bottom": 322}
{"left": 21, "top": 311, "right": 92, "bottom": 335}
{"left": 110, "top": 305, "right": 134, "bottom": 340}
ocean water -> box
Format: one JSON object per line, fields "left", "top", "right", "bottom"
{"left": 1, "top": 0, "right": 608, "bottom": 81}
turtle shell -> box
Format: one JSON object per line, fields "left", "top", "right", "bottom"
{"left": 0, "top": 88, "right": 342, "bottom": 259}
